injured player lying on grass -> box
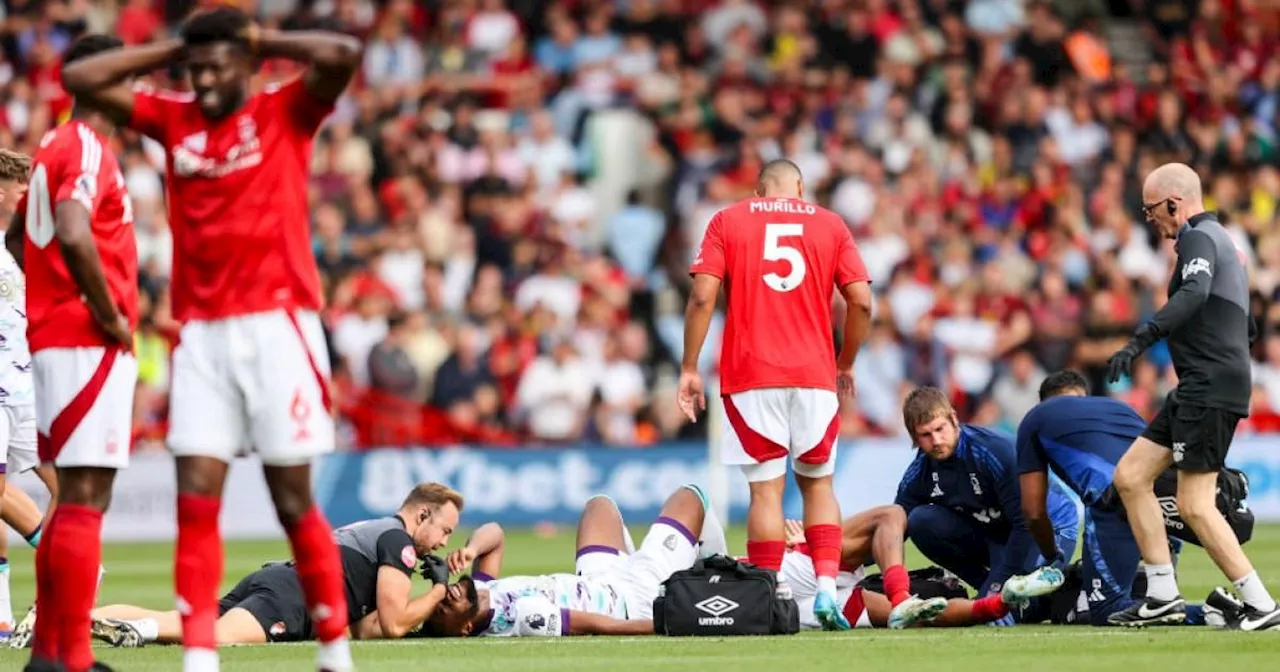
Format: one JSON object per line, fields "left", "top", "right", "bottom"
{"left": 402, "top": 484, "right": 731, "bottom": 638}
{"left": 57, "top": 483, "right": 469, "bottom": 648}
{"left": 776, "top": 505, "right": 1063, "bottom": 629}
{"left": 413, "top": 496, "right": 1064, "bottom": 637}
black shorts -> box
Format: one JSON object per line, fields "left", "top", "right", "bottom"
{"left": 1141, "top": 393, "right": 1242, "bottom": 472}
{"left": 218, "top": 563, "right": 312, "bottom": 642}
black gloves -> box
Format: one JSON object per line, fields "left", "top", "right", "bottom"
{"left": 1106, "top": 345, "right": 1138, "bottom": 384}
{"left": 1107, "top": 323, "right": 1159, "bottom": 383}
{"left": 420, "top": 554, "right": 449, "bottom": 585}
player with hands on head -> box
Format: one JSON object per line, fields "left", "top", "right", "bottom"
{"left": 61, "top": 9, "right": 363, "bottom": 672}
{"left": 679, "top": 159, "right": 874, "bottom": 631}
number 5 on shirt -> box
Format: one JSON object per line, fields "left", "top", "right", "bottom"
{"left": 763, "top": 223, "right": 805, "bottom": 292}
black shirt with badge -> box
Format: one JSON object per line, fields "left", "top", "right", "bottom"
{"left": 333, "top": 516, "right": 419, "bottom": 626}
{"left": 1151, "top": 213, "right": 1253, "bottom": 415}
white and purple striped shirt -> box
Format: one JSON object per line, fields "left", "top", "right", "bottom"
{"left": 475, "top": 573, "right": 626, "bottom": 637}
{"left": 0, "top": 245, "right": 31, "bottom": 408}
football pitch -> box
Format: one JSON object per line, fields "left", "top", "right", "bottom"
{"left": 2, "top": 524, "right": 1280, "bottom": 671}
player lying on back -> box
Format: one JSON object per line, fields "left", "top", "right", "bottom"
{"left": 896, "top": 386, "right": 1079, "bottom": 606}
{"left": 72, "top": 484, "right": 462, "bottom": 648}
{"left": 1015, "top": 370, "right": 1245, "bottom": 627}
{"left": 411, "top": 485, "right": 728, "bottom": 637}
{"left": 60, "top": 9, "right": 363, "bottom": 672}
{"left": 777, "top": 506, "right": 1060, "bottom": 630}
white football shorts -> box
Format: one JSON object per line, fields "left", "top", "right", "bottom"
{"left": 0, "top": 403, "right": 38, "bottom": 474}
{"left": 721, "top": 387, "right": 840, "bottom": 482}
{"left": 33, "top": 347, "right": 137, "bottom": 470}
{"left": 168, "top": 309, "right": 334, "bottom": 466}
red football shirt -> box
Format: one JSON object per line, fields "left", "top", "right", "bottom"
{"left": 128, "top": 77, "right": 333, "bottom": 322}
{"left": 23, "top": 121, "right": 139, "bottom": 351}
{"left": 690, "top": 197, "right": 870, "bottom": 395}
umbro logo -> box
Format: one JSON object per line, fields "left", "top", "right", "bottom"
{"left": 694, "top": 595, "right": 739, "bottom": 618}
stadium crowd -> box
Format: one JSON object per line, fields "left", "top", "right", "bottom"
{"left": 3, "top": 0, "right": 1280, "bottom": 449}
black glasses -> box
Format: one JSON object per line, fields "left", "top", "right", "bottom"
{"left": 1141, "top": 196, "right": 1178, "bottom": 218}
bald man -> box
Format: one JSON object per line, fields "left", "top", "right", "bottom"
{"left": 1104, "top": 163, "right": 1277, "bottom": 630}
{"left": 678, "top": 159, "right": 875, "bottom": 630}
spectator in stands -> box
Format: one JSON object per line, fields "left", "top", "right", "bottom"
{"left": 432, "top": 322, "right": 495, "bottom": 411}
{"left": 606, "top": 190, "right": 664, "bottom": 288}
{"left": 516, "top": 336, "right": 594, "bottom": 442}
{"left": 991, "top": 348, "right": 1046, "bottom": 428}
{"left": 14, "top": 0, "right": 1280, "bottom": 451}
{"left": 334, "top": 290, "right": 391, "bottom": 388}
{"left": 854, "top": 317, "right": 907, "bottom": 434}
{"left": 593, "top": 324, "right": 649, "bottom": 446}
{"left": 369, "top": 311, "right": 420, "bottom": 400}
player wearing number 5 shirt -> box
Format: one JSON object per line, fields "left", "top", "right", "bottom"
{"left": 678, "top": 160, "right": 874, "bottom": 631}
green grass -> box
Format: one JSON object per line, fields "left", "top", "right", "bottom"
{"left": 3, "top": 524, "right": 1280, "bottom": 671}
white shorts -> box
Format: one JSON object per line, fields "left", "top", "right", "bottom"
{"left": 721, "top": 387, "right": 840, "bottom": 482}
{"left": 33, "top": 347, "right": 137, "bottom": 470}
{"left": 780, "top": 549, "right": 872, "bottom": 629}
{"left": 168, "top": 309, "right": 334, "bottom": 466}
{"left": 0, "top": 403, "right": 37, "bottom": 474}
{"left": 575, "top": 518, "right": 699, "bottom": 621}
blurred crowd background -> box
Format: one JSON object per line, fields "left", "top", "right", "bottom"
{"left": 6, "top": 0, "right": 1280, "bottom": 450}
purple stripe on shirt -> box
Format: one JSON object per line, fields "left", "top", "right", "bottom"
{"left": 472, "top": 571, "right": 495, "bottom": 583}
{"left": 561, "top": 609, "right": 571, "bottom": 635}
{"left": 655, "top": 516, "right": 697, "bottom": 547}
{"left": 0, "top": 462, "right": 7, "bottom": 474}
{"left": 575, "top": 544, "right": 621, "bottom": 559}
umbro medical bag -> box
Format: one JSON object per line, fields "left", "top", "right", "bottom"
{"left": 652, "top": 555, "right": 799, "bottom": 636}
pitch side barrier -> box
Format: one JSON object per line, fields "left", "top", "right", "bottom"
{"left": 8, "top": 435, "right": 1280, "bottom": 541}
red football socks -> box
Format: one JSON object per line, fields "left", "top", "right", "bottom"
{"left": 883, "top": 565, "right": 911, "bottom": 607}
{"left": 746, "top": 539, "right": 786, "bottom": 572}
{"left": 176, "top": 493, "right": 223, "bottom": 652}
{"left": 30, "top": 512, "right": 60, "bottom": 662}
{"left": 48, "top": 505, "right": 104, "bottom": 672}
{"left": 971, "top": 595, "right": 1010, "bottom": 623}
{"left": 286, "top": 506, "right": 349, "bottom": 643}
{"left": 804, "top": 524, "right": 842, "bottom": 579}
